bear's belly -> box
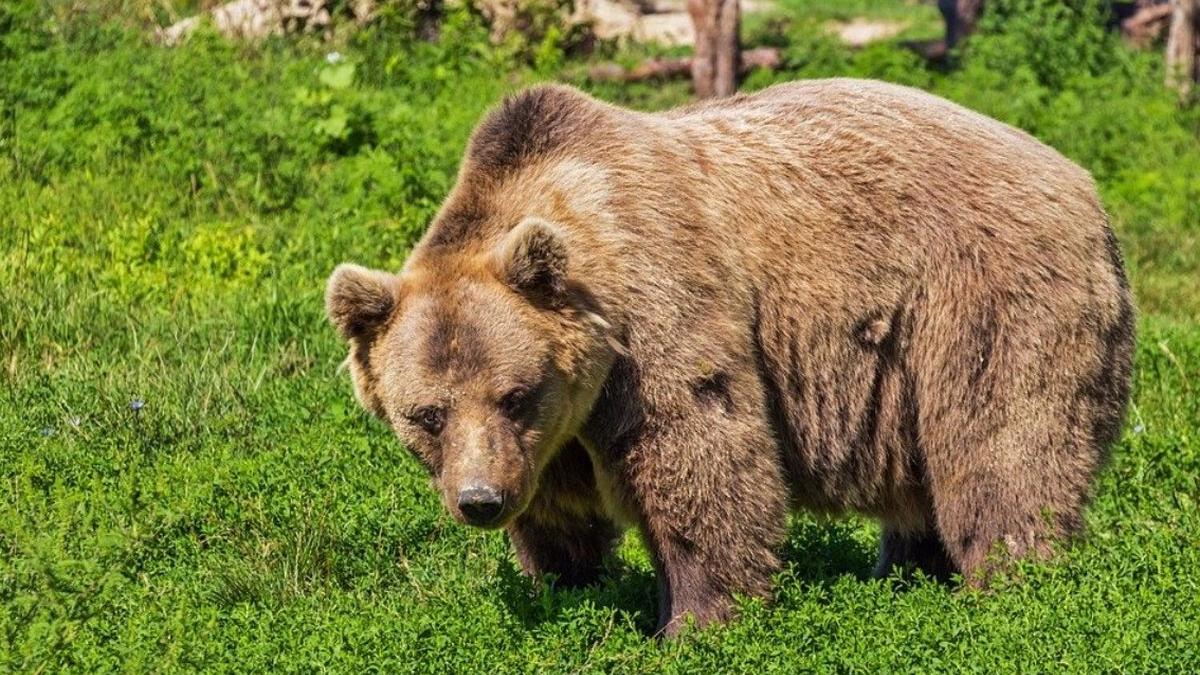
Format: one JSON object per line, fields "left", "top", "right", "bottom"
{"left": 757, "top": 301, "right": 929, "bottom": 526}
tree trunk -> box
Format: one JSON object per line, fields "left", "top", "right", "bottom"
{"left": 688, "top": 0, "right": 740, "bottom": 97}
{"left": 1166, "top": 0, "right": 1200, "bottom": 95}
{"left": 938, "top": 0, "right": 985, "bottom": 49}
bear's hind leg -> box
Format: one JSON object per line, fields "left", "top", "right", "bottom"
{"left": 912, "top": 274, "right": 1119, "bottom": 585}
{"left": 924, "top": 424, "right": 1091, "bottom": 585}
{"left": 928, "top": 472, "right": 1065, "bottom": 584}
{"left": 874, "top": 525, "right": 957, "bottom": 582}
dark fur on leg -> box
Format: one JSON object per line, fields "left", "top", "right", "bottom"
{"left": 506, "top": 440, "right": 617, "bottom": 587}
{"left": 875, "top": 526, "right": 957, "bottom": 582}
{"left": 610, "top": 401, "right": 788, "bottom": 636}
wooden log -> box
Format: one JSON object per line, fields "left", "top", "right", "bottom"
{"left": 1122, "top": 3, "right": 1172, "bottom": 48}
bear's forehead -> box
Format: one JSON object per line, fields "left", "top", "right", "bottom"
{"left": 388, "top": 283, "right": 544, "bottom": 386}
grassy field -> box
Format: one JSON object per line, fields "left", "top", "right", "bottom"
{"left": 2, "top": 0, "right": 1199, "bottom": 671}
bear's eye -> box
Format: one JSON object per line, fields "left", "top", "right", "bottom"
{"left": 499, "top": 386, "right": 536, "bottom": 420}
{"left": 407, "top": 406, "right": 445, "bottom": 435}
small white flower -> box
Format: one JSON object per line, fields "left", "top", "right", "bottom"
{"left": 325, "top": 51, "right": 343, "bottom": 64}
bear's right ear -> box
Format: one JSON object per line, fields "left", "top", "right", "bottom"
{"left": 491, "top": 217, "right": 569, "bottom": 305}
{"left": 325, "top": 263, "right": 399, "bottom": 341}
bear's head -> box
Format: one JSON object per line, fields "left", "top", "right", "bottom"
{"left": 326, "top": 217, "right": 617, "bottom": 529}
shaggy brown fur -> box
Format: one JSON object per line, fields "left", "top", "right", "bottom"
{"left": 326, "top": 79, "right": 1134, "bottom": 635}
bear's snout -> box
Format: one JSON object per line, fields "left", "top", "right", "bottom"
{"left": 457, "top": 483, "right": 505, "bottom": 527}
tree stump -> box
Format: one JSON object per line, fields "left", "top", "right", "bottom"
{"left": 939, "top": 0, "right": 985, "bottom": 49}
{"left": 1166, "top": 0, "right": 1200, "bottom": 95}
{"left": 688, "top": 0, "right": 740, "bottom": 97}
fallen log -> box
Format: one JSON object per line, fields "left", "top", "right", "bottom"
{"left": 587, "top": 46, "right": 780, "bottom": 83}
{"left": 1121, "top": 3, "right": 1172, "bottom": 47}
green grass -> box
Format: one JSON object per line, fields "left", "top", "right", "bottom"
{"left": 2, "top": 0, "right": 1199, "bottom": 671}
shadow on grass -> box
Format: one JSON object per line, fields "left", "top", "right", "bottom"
{"left": 496, "top": 555, "right": 660, "bottom": 635}
{"left": 779, "top": 517, "right": 878, "bottom": 587}
{"left": 495, "top": 517, "right": 881, "bottom": 634}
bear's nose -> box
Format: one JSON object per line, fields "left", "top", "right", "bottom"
{"left": 457, "top": 484, "right": 504, "bottom": 526}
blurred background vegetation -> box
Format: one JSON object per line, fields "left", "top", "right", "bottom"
{"left": 1, "top": 0, "right": 1198, "bottom": 671}
{"left": 4, "top": 0, "right": 1197, "bottom": 314}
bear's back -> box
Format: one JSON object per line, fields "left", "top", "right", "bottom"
{"left": 655, "top": 78, "right": 1099, "bottom": 236}
{"left": 626, "top": 79, "right": 1110, "bottom": 295}
{"left": 419, "top": 80, "right": 1114, "bottom": 310}
{"left": 662, "top": 78, "right": 1086, "bottom": 188}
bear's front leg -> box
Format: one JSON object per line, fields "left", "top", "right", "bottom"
{"left": 506, "top": 440, "right": 618, "bottom": 588}
{"left": 622, "top": 407, "right": 790, "bottom": 635}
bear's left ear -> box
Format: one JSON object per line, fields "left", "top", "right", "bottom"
{"left": 491, "top": 217, "right": 569, "bottom": 304}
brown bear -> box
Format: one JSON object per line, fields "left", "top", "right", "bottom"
{"left": 325, "top": 79, "right": 1134, "bottom": 635}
